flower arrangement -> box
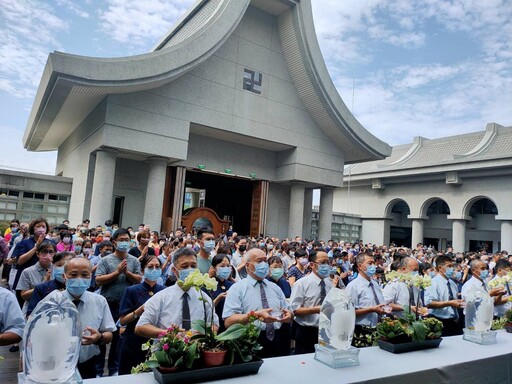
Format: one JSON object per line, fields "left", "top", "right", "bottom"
{"left": 132, "top": 326, "right": 199, "bottom": 373}
{"left": 376, "top": 308, "right": 443, "bottom": 343}
{"left": 133, "top": 269, "right": 262, "bottom": 373}
{"left": 385, "top": 271, "right": 431, "bottom": 319}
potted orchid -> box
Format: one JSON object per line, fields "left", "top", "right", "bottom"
{"left": 376, "top": 272, "right": 443, "bottom": 353}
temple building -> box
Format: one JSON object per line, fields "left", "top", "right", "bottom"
{"left": 334, "top": 123, "right": 512, "bottom": 253}
{"left": 23, "top": 0, "right": 391, "bottom": 238}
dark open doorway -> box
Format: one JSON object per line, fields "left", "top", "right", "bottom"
{"left": 184, "top": 170, "right": 253, "bottom": 235}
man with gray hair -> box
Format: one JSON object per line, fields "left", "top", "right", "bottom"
{"left": 135, "top": 247, "right": 219, "bottom": 339}
{"left": 223, "top": 248, "right": 293, "bottom": 357}
{"left": 383, "top": 257, "right": 427, "bottom": 317}
{"left": 461, "top": 259, "right": 505, "bottom": 302}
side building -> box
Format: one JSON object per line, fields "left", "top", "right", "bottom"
{"left": 333, "top": 123, "right": 512, "bottom": 253}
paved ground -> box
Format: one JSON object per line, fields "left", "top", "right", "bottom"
{"left": 0, "top": 344, "right": 20, "bottom": 384}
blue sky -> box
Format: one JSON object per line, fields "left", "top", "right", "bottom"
{"left": 1, "top": 0, "right": 511, "bottom": 175}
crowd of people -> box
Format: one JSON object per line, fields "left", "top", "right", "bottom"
{"left": 0, "top": 216, "right": 510, "bottom": 379}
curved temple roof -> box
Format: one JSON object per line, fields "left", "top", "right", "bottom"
{"left": 23, "top": 0, "right": 391, "bottom": 163}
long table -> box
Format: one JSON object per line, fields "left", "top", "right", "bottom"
{"left": 84, "top": 331, "right": 512, "bottom": 384}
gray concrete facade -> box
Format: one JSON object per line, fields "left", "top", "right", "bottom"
{"left": 23, "top": 0, "right": 390, "bottom": 236}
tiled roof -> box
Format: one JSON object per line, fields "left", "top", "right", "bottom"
{"left": 347, "top": 123, "right": 512, "bottom": 175}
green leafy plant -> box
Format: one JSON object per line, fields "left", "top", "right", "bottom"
{"left": 505, "top": 309, "right": 512, "bottom": 324}
{"left": 491, "top": 317, "right": 506, "bottom": 331}
{"left": 376, "top": 307, "right": 443, "bottom": 343}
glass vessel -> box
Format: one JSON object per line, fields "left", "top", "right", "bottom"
{"left": 315, "top": 288, "right": 359, "bottom": 368}
{"left": 463, "top": 288, "right": 497, "bottom": 345}
{"left": 20, "top": 292, "right": 82, "bottom": 383}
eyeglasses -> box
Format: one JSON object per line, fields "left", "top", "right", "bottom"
{"left": 40, "top": 250, "right": 55, "bottom": 255}
{"left": 145, "top": 266, "right": 161, "bottom": 270}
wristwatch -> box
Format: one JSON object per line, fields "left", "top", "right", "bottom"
{"left": 95, "top": 333, "right": 104, "bottom": 345}
{"left": 133, "top": 311, "right": 139, "bottom": 319}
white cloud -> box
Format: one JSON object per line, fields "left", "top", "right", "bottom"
{"left": 99, "top": 0, "right": 195, "bottom": 47}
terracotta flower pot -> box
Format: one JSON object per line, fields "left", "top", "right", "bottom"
{"left": 202, "top": 349, "right": 227, "bottom": 367}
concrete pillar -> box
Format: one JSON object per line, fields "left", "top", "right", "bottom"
{"left": 302, "top": 189, "right": 313, "bottom": 239}
{"left": 318, "top": 187, "right": 334, "bottom": 241}
{"left": 288, "top": 183, "right": 305, "bottom": 238}
{"left": 362, "top": 219, "right": 390, "bottom": 246}
{"left": 451, "top": 219, "right": 467, "bottom": 253}
{"left": 500, "top": 220, "right": 512, "bottom": 253}
{"left": 411, "top": 219, "right": 425, "bottom": 248}
{"left": 143, "top": 157, "right": 168, "bottom": 232}
{"left": 89, "top": 149, "right": 117, "bottom": 227}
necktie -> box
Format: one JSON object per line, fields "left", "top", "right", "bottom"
{"left": 369, "top": 281, "right": 380, "bottom": 305}
{"left": 408, "top": 285, "right": 415, "bottom": 308}
{"left": 506, "top": 282, "right": 511, "bottom": 296}
{"left": 446, "top": 281, "right": 459, "bottom": 320}
{"left": 182, "top": 292, "right": 191, "bottom": 330}
{"left": 319, "top": 280, "right": 326, "bottom": 304}
{"left": 72, "top": 299, "right": 80, "bottom": 308}
{"left": 258, "top": 281, "right": 275, "bottom": 341}
{"left": 482, "top": 282, "right": 488, "bottom": 292}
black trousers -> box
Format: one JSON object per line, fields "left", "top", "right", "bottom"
{"left": 294, "top": 324, "right": 318, "bottom": 355}
{"left": 433, "top": 317, "right": 464, "bottom": 337}
{"left": 78, "top": 357, "right": 97, "bottom": 379}
{"left": 257, "top": 326, "right": 291, "bottom": 358}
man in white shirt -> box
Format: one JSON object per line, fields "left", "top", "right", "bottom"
{"left": 135, "top": 247, "right": 218, "bottom": 338}
{"left": 491, "top": 259, "right": 512, "bottom": 317}
{"left": 290, "top": 250, "right": 337, "bottom": 354}
{"left": 461, "top": 259, "right": 505, "bottom": 302}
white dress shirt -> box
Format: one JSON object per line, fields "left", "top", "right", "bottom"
{"left": 290, "top": 272, "right": 333, "bottom": 327}
{"left": 137, "top": 284, "right": 219, "bottom": 330}
{"left": 461, "top": 276, "right": 488, "bottom": 301}
{"left": 346, "top": 275, "right": 385, "bottom": 326}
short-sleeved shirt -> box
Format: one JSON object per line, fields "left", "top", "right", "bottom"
{"left": 288, "top": 265, "right": 309, "bottom": 281}
{"left": 290, "top": 273, "right": 333, "bottom": 327}
{"left": 197, "top": 255, "right": 212, "bottom": 274}
{"left": 222, "top": 275, "right": 289, "bottom": 331}
{"left": 0, "top": 287, "right": 25, "bottom": 338}
{"left": 424, "top": 274, "right": 459, "bottom": 319}
{"left": 44, "top": 290, "right": 116, "bottom": 363}
{"left": 128, "top": 246, "right": 155, "bottom": 259}
{"left": 346, "top": 275, "right": 385, "bottom": 327}
{"left": 17, "top": 262, "right": 49, "bottom": 292}
{"left": 119, "top": 282, "right": 165, "bottom": 335}
{"left": 95, "top": 254, "right": 141, "bottom": 304}
{"left": 136, "top": 284, "right": 219, "bottom": 330}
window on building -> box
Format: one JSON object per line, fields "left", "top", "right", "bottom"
{"left": 23, "top": 192, "right": 34, "bottom": 199}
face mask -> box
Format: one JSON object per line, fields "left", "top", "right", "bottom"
{"left": 144, "top": 268, "right": 162, "bottom": 282}
{"left": 52, "top": 266, "right": 65, "bottom": 283}
{"left": 66, "top": 278, "right": 91, "bottom": 297}
{"left": 203, "top": 240, "right": 215, "bottom": 253}
{"left": 480, "top": 270, "right": 489, "bottom": 279}
{"left": 116, "top": 241, "right": 131, "bottom": 252}
{"left": 317, "top": 264, "right": 331, "bottom": 278}
{"left": 270, "top": 267, "right": 284, "bottom": 280}
{"left": 455, "top": 271, "right": 463, "bottom": 280}
{"left": 411, "top": 271, "right": 419, "bottom": 277}
{"left": 83, "top": 248, "right": 92, "bottom": 255}
{"left": 239, "top": 245, "right": 246, "bottom": 252}
{"left": 75, "top": 245, "right": 82, "bottom": 253}
{"left": 35, "top": 228, "right": 46, "bottom": 236}
{"left": 259, "top": 242, "right": 266, "bottom": 248}
{"left": 444, "top": 267, "right": 455, "bottom": 278}
{"left": 365, "top": 265, "right": 377, "bottom": 277}
{"left": 267, "top": 244, "right": 274, "bottom": 250}
{"left": 330, "top": 267, "right": 338, "bottom": 275}
{"left": 337, "top": 260, "right": 344, "bottom": 266}
{"left": 62, "top": 237, "right": 71, "bottom": 244}
{"left": 186, "top": 244, "right": 193, "bottom": 248}
{"left": 11, "top": 227, "right": 18, "bottom": 233}
{"left": 104, "top": 237, "right": 110, "bottom": 241}
{"left": 253, "top": 261, "right": 269, "bottom": 279}
{"left": 429, "top": 271, "right": 436, "bottom": 278}
{"left": 179, "top": 268, "right": 196, "bottom": 281}
{"left": 299, "top": 257, "right": 309, "bottom": 266}
{"left": 217, "top": 266, "right": 231, "bottom": 280}
{"left": 289, "top": 251, "right": 295, "bottom": 257}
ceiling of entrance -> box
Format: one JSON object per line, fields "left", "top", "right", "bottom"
{"left": 189, "top": 123, "right": 295, "bottom": 152}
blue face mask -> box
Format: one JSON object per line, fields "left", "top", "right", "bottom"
{"left": 179, "top": 268, "right": 196, "bottom": 281}
{"left": 455, "top": 271, "right": 463, "bottom": 280}
{"left": 116, "top": 241, "right": 131, "bottom": 253}
{"left": 203, "top": 240, "right": 215, "bottom": 253}
{"left": 144, "top": 268, "right": 162, "bottom": 282}
{"left": 75, "top": 245, "right": 82, "bottom": 253}
{"left": 444, "top": 267, "right": 455, "bottom": 279}
{"left": 52, "top": 266, "right": 65, "bottom": 283}
{"left": 429, "top": 271, "right": 436, "bottom": 278}
{"left": 337, "top": 260, "right": 344, "bottom": 266}
{"left": 317, "top": 264, "right": 331, "bottom": 278}
{"left": 330, "top": 267, "right": 338, "bottom": 275}
{"left": 66, "top": 278, "right": 91, "bottom": 297}
{"left": 11, "top": 227, "right": 18, "bottom": 233}
{"left": 480, "top": 270, "right": 489, "bottom": 280}
{"left": 253, "top": 261, "right": 269, "bottom": 279}
{"left": 365, "top": 265, "right": 377, "bottom": 277}
{"left": 217, "top": 266, "right": 232, "bottom": 280}
{"left": 270, "top": 268, "right": 284, "bottom": 280}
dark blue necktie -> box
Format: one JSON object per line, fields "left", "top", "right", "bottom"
{"left": 182, "top": 292, "right": 191, "bottom": 330}
{"left": 258, "top": 281, "right": 275, "bottom": 341}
